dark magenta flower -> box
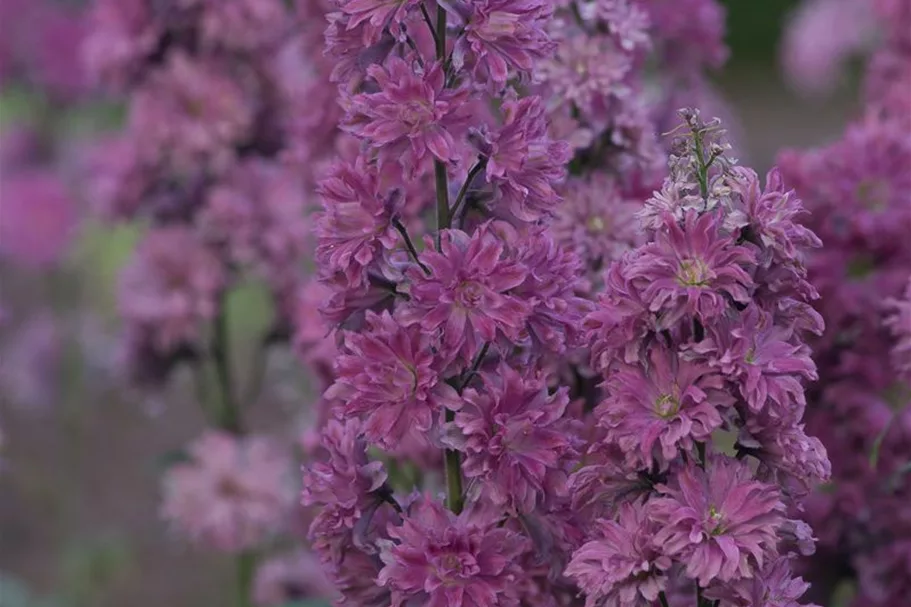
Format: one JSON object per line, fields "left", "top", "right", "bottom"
{"left": 377, "top": 497, "right": 528, "bottom": 606}
{"left": 315, "top": 156, "right": 401, "bottom": 292}
{"left": 443, "top": 363, "right": 578, "bottom": 513}
{"left": 566, "top": 501, "right": 672, "bottom": 607}
{"left": 326, "top": 311, "right": 459, "bottom": 450}
{"left": 689, "top": 306, "right": 818, "bottom": 420}
{"left": 650, "top": 456, "right": 785, "bottom": 587}
{"left": 344, "top": 57, "right": 472, "bottom": 175}
{"left": 629, "top": 210, "right": 755, "bottom": 328}
{"left": 887, "top": 277, "right": 911, "bottom": 381}
{"left": 301, "top": 419, "right": 390, "bottom": 565}
{"left": 446, "top": 0, "right": 555, "bottom": 85}
{"left": 596, "top": 344, "right": 731, "bottom": 468}
{"left": 510, "top": 230, "right": 593, "bottom": 354}
{"left": 118, "top": 227, "right": 225, "bottom": 353}
{"left": 400, "top": 225, "right": 529, "bottom": 365}
{"left": 479, "top": 94, "right": 571, "bottom": 222}
{"left": 704, "top": 557, "right": 819, "bottom": 607}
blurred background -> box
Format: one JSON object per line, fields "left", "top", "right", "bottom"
{"left": 0, "top": 1, "right": 871, "bottom": 606}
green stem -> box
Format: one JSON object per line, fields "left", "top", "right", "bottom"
{"left": 394, "top": 219, "right": 430, "bottom": 273}
{"left": 431, "top": 5, "right": 463, "bottom": 515}
{"left": 434, "top": 160, "right": 450, "bottom": 248}
{"left": 435, "top": 3, "right": 447, "bottom": 60}
{"left": 450, "top": 158, "right": 487, "bottom": 224}
{"left": 659, "top": 591, "right": 671, "bottom": 607}
{"left": 236, "top": 550, "right": 256, "bottom": 607}
{"left": 213, "top": 306, "right": 242, "bottom": 434}
{"left": 444, "top": 410, "right": 464, "bottom": 514}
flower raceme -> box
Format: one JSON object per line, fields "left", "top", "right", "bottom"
{"left": 302, "top": 0, "right": 829, "bottom": 601}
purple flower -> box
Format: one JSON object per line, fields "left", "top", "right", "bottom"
{"left": 510, "top": 230, "right": 593, "bottom": 354}
{"left": 202, "top": 159, "right": 309, "bottom": 288}
{"left": 315, "top": 156, "right": 401, "bottom": 292}
{"left": 629, "top": 210, "right": 754, "bottom": 328}
{"left": 343, "top": 57, "right": 472, "bottom": 175}
{"left": 117, "top": 227, "right": 225, "bottom": 353}
{"left": 400, "top": 225, "right": 528, "bottom": 365}
{"left": 340, "top": 0, "right": 418, "bottom": 30}
{"left": 193, "top": 0, "right": 289, "bottom": 52}
{"left": 127, "top": 52, "right": 255, "bottom": 174}
{"left": 688, "top": 306, "right": 817, "bottom": 419}
{"left": 377, "top": 497, "right": 528, "bottom": 606}
{"left": 704, "top": 557, "right": 819, "bottom": 607}
{"left": 738, "top": 420, "right": 831, "bottom": 498}
{"left": 650, "top": 456, "right": 785, "bottom": 587}
{"left": 443, "top": 363, "right": 578, "bottom": 512}
{"left": 552, "top": 174, "right": 644, "bottom": 272}
{"left": 446, "top": 0, "right": 555, "bottom": 85}
{"left": 302, "top": 419, "right": 390, "bottom": 565}
{"left": 584, "top": 254, "right": 654, "bottom": 369}
{"left": 479, "top": 94, "right": 571, "bottom": 222}
{"left": 643, "top": 0, "right": 729, "bottom": 72}
{"left": 596, "top": 344, "right": 731, "bottom": 468}
{"left": 567, "top": 441, "right": 651, "bottom": 523}
{"left": 82, "top": 0, "right": 160, "bottom": 89}
{"left": 887, "top": 277, "right": 911, "bottom": 381}
{"left": 161, "top": 431, "right": 293, "bottom": 552}
{"left": 565, "top": 501, "right": 672, "bottom": 607}
{"left": 326, "top": 311, "right": 459, "bottom": 450}
{"left": 537, "top": 33, "right": 633, "bottom": 115}
{"left": 727, "top": 166, "right": 822, "bottom": 265}
{"left": 253, "top": 550, "right": 336, "bottom": 606}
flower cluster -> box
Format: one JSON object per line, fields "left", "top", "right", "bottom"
{"left": 304, "top": 0, "right": 597, "bottom": 603}
{"left": 81, "top": 0, "right": 332, "bottom": 383}
{"left": 776, "top": 3, "right": 911, "bottom": 603}
{"left": 569, "top": 112, "right": 827, "bottom": 607}
{"left": 161, "top": 431, "right": 294, "bottom": 553}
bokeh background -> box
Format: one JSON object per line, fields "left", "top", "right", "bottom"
{"left": 0, "top": 1, "right": 870, "bottom": 606}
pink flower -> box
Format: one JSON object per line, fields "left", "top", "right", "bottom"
{"left": 253, "top": 550, "right": 336, "bottom": 605}
{"left": 567, "top": 441, "right": 651, "bottom": 524}
{"left": 343, "top": 57, "right": 471, "bottom": 175}
{"left": 446, "top": 0, "right": 555, "bottom": 85}
{"left": 629, "top": 210, "right": 754, "bottom": 329}
{"left": 161, "top": 431, "right": 293, "bottom": 552}
{"left": 400, "top": 226, "right": 529, "bottom": 365}
{"left": 128, "top": 51, "right": 254, "bottom": 174}
{"left": 81, "top": 0, "right": 160, "bottom": 89}
{"left": 780, "top": 0, "right": 876, "bottom": 97}
{"left": 887, "top": 277, "right": 911, "bottom": 381}
{"left": 443, "top": 363, "right": 578, "bottom": 513}
{"left": 117, "top": 227, "right": 225, "bottom": 353}
{"left": 193, "top": 0, "right": 289, "bottom": 52}
{"left": 479, "top": 94, "right": 571, "bottom": 222}
{"left": 650, "top": 457, "right": 785, "bottom": 587}
{"left": 704, "top": 557, "right": 819, "bottom": 607}
{"left": 643, "top": 0, "right": 729, "bottom": 72}
{"left": 510, "top": 230, "right": 593, "bottom": 354}
{"left": 596, "top": 345, "right": 731, "bottom": 468}
{"left": 566, "top": 501, "right": 672, "bottom": 607}
{"left": 377, "top": 497, "right": 528, "bottom": 606}
{"left": 688, "top": 306, "right": 817, "bottom": 420}
{"left": 537, "top": 34, "right": 633, "bottom": 115}
{"left": 0, "top": 170, "right": 76, "bottom": 268}
{"left": 738, "top": 420, "right": 831, "bottom": 498}
{"left": 727, "top": 166, "right": 822, "bottom": 265}
{"left": 340, "top": 0, "right": 419, "bottom": 30}
{"left": 201, "top": 159, "right": 309, "bottom": 288}
{"left": 552, "top": 174, "right": 644, "bottom": 272}
{"left": 326, "top": 311, "right": 459, "bottom": 450}
{"left": 315, "top": 156, "right": 401, "bottom": 291}
{"left": 301, "top": 419, "right": 390, "bottom": 565}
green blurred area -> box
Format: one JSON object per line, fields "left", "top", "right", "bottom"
{"left": 722, "top": 0, "right": 796, "bottom": 66}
